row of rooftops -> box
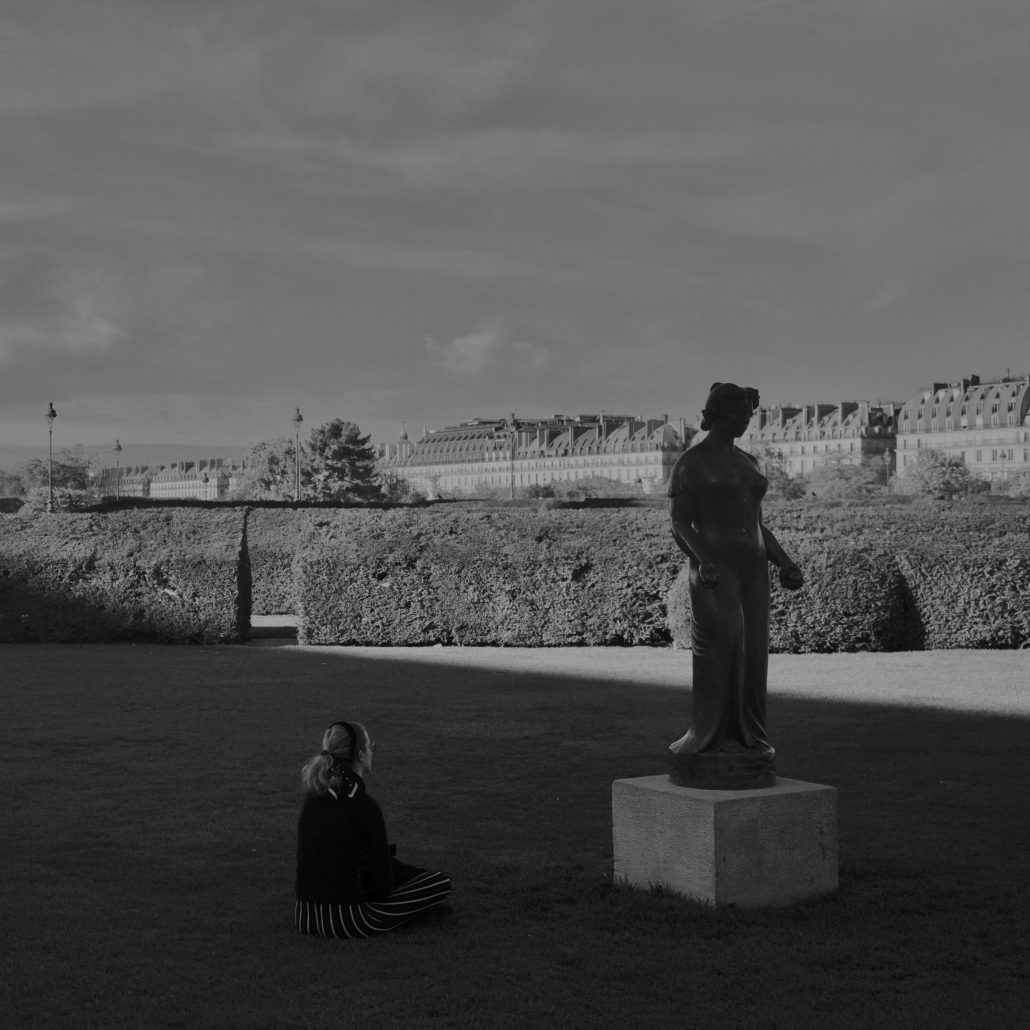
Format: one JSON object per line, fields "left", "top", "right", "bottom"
{"left": 897, "top": 374, "right": 1030, "bottom": 424}
{"left": 387, "top": 414, "right": 693, "bottom": 464}
{"left": 98, "top": 458, "right": 241, "bottom": 482}
{"left": 746, "top": 401, "right": 900, "bottom": 442}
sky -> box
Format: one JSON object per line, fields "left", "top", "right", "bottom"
{"left": 2, "top": 0, "right": 1030, "bottom": 465}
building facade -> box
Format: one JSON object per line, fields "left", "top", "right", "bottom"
{"left": 377, "top": 414, "right": 695, "bottom": 498}
{"left": 740, "top": 401, "right": 899, "bottom": 477}
{"left": 895, "top": 374, "right": 1030, "bottom": 483}
{"left": 96, "top": 459, "right": 239, "bottom": 500}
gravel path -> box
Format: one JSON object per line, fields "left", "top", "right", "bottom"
{"left": 294, "top": 645, "right": 1030, "bottom": 716}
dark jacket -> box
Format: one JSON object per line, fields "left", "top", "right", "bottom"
{"left": 295, "top": 775, "right": 394, "bottom": 904}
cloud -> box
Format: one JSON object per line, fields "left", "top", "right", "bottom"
{"left": 425, "top": 320, "right": 550, "bottom": 376}
{"left": 0, "top": 257, "right": 127, "bottom": 367}
{"left": 0, "top": 197, "right": 80, "bottom": 223}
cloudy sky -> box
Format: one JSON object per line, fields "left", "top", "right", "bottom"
{"left": 2, "top": 0, "right": 1029, "bottom": 459}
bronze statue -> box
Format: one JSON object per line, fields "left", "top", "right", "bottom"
{"left": 667, "top": 383, "right": 804, "bottom": 789}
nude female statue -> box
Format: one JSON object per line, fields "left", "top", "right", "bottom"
{"left": 667, "top": 383, "right": 804, "bottom": 789}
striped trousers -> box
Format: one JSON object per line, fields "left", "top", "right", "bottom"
{"left": 295, "top": 870, "right": 452, "bottom": 939}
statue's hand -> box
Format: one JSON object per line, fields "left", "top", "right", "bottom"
{"left": 699, "top": 563, "right": 721, "bottom": 589}
{"left": 779, "top": 564, "right": 804, "bottom": 591}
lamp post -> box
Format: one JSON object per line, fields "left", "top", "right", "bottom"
{"left": 292, "top": 407, "right": 304, "bottom": 500}
{"left": 113, "top": 438, "right": 122, "bottom": 499}
{"left": 45, "top": 402, "right": 57, "bottom": 513}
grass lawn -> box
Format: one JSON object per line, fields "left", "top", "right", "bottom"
{"left": 2, "top": 643, "right": 1027, "bottom": 1030}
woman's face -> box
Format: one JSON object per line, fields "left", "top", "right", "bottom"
{"left": 357, "top": 730, "right": 375, "bottom": 776}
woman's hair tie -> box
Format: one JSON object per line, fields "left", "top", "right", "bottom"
{"left": 320, "top": 749, "right": 333, "bottom": 758}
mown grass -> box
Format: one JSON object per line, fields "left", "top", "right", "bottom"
{"left": 1, "top": 644, "right": 1027, "bottom": 1029}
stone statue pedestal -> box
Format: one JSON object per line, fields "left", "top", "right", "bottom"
{"left": 612, "top": 775, "right": 838, "bottom": 907}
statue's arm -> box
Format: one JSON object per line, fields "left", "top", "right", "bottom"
{"left": 670, "top": 489, "right": 721, "bottom": 587}
{"left": 760, "top": 521, "right": 804, "bottom": 590}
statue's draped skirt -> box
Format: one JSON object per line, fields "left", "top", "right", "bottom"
{"left": 684, "top": 554, "right": 770, "bottom": 753}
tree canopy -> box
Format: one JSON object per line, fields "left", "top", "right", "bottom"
{"left": 904, "top": 447, "right": 987, "bottom": 499}
{"left": 19, "top": 447, "right": 95, "bottom": 492}
{"left": 230, "top": 436, "right": 299, "bottom": 500}
{"left": 305, "top": 419, "right": 381, "bottom": 501}
{"left": 807, "top": 454, "right": 886, "bottom": 500}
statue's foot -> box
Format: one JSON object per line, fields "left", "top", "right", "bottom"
{"left": 668, "top": 731, "right": 696, "bottom": 755}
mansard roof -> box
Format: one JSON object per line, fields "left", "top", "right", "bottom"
{"left": 748, "top": 400, "right": 897, "bottom": 442}
{"left": 898, "top": 374, "right": 1030, "bottom": 425}
{"left": 399, "top": 413, "right": 691, "bottom": 465}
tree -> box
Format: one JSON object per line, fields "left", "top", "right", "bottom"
{"left": 378, "top": 470, "right": 426, "bottom": 504}
{"left": 230, "top": 436, "right": 299, "bottom": 500}
{"left": 995, "top": 470, "right": 1030, "bottom": 498}
{"left": 905, "top": 447, "right": 987, "bottom": 499}
{"left": 750, "top": 445, "right": 808, "bottom": 500}
{"left": 1, "top": 467, "right": 26, "bottom": 497}
{"left": 20, "top": 447, "right": 95, "bottom": 491}
{"left": 306, "top": 419, "right": 382, "bottom": 501}
{"left": 807, "top": 455, "right": 885, "bottom": 500}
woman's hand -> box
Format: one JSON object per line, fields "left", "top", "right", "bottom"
{"left": 778, "top": 563, "right": 804, "bottom": 591}
{"left": 699, "top": 563, "right": 721, "bottom": 588}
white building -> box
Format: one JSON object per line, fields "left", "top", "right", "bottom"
{"left": 895, "top": 373, "right": 1030, "bottom": 483}
{"left": 377, "top": 414, "right": 695, "bottom": 498}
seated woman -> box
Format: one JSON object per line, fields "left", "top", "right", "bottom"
{"left": 295, "top": 720, "right": 451, "bottom": 939}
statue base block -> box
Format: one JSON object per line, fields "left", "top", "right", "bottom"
{"left": 612, "top": 775, "right": 838, "bottom": 907}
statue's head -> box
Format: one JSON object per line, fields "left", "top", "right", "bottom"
{"left": 700, "top": 383, "right": 760, "bottom": 432}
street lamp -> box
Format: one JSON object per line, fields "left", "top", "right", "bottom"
{"left": 113, "top": 438, "right": 122, "bottom": 499}
{"left": 292, "top": 407, "right": 304, "bottom": 500}
{"left": 45, "top": 402, "right": 57, "bottom": 513}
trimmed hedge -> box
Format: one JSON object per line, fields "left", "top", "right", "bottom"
{"left": 667, "top": 502, "right": 1029, "bottom": 653}
{"left": 895, "top": 546, "right": 1030, "bottom": 649}
{"left": 295, "top": 508, "right": 682, "bottom": 646}
{"left": 0, "top": 510, "right": 249, "bottom": 643}
{"left": 2, "top": 499, "right": 1026, "bottom": 649}
{"left": 665, "top": 544, "right": 913, "bottom": 654}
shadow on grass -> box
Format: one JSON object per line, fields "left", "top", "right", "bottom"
{"left": 1, "top": 645, "right": 1027, "bottom": 1030}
